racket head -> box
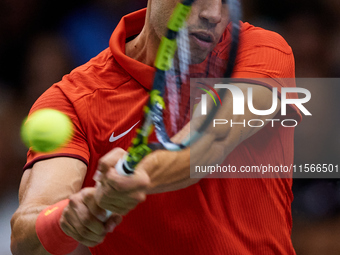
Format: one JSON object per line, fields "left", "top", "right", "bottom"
{"left": 157, "top": 0, "right": 242, "bottom": 149}
{"left": 121, "top": 0, "right": 242, "bottom": 173}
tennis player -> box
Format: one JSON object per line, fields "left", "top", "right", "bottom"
{"left": 11, "top": 0, "right": 300, "bottom": 254}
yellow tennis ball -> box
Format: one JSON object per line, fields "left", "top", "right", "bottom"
{"left": 21, "top": 108, "right": 74, "bottom": 152}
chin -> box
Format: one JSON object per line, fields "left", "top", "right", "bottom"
{"left": 190, "top": 51, "right": 209, "bottom": 64}
{"left": 191, "top": 57, "right": 205, "bottom": 65}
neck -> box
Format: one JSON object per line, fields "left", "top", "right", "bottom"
{"left": 125, "top": 21, "right": 160, "bottom": 67}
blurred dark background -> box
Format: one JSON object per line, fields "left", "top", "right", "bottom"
{"left": 0, "top": 0, "right": 339, "bottom": 254}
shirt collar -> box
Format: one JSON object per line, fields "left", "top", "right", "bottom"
{"left": 109, "top": 9, "right": 155, "bottom": 90}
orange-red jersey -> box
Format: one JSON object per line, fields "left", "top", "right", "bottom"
{"left": 24, "top": 9, "right": 299, "bottom": 255}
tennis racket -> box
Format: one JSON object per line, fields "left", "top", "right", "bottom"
{"left": 114, "top": 0, "right": 242, "bottom": 176}
{"left": 100, "top": 0, "right": 242, "bottom": 218}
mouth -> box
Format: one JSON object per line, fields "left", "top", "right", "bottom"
{"left": 190, "top": 31, "right": 215, "bottom": 50}
{"left": 191, "top": 32, "right": 214, "bottom": 43}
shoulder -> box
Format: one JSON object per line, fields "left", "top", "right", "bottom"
{"left": 59, "top": 48, "right": 131, "bottom": 101}
{"left": 238, "top": 22, "right": 292, "bottom": 55}
{"left": 29, "top": 47, "right": 133, "bottom": 116}
{"left": 36, "top": 48, "right": 131, "bottom": 106}
{"left": 221, "top": 22, "right": 295, "bottom": 79}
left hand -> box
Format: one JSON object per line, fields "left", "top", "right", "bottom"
{"left": 61, "top": 187, "right": 122, "bottom": 247}
{"left": 94, "top": 148, "right": 150, "bottom": 215}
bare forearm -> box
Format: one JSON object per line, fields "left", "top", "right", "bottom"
{"left": 147, "top": 131, "right": 238, "bottom": 193}
{"left": 11, "top": 158, "right": 87, "bottom": 255}
{"left": 145, "top": 116, "right": 235, "bottom": 193}
{"left": 145, "top": 84, "right": 280, "bottom": 193}
{"left": 11, "top": 207, "right": 50, "bottom": 255}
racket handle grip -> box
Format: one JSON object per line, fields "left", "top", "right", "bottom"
{"left": 105, "top": 209, "right": 112, "bottom": 219}
{"left": 115, "top": 158, "right": 131, "bottom": 176}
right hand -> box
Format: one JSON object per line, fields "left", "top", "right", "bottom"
{"left": 59, "top": 187, "right": 122, "bottom": 247}
{"left": 94, "top": 148, "right": 150, "bottom": 215}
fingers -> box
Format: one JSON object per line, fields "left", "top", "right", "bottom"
{"left": 60, "top": 188, "right": 120, "bottom": 247}
{"left": 105, "top": 164, "right": 150, "bottom": 192}
{"left": 81, "top": 188, "right": 107, "bottom": 222}
{"left": 96, "top": 189, "right": 147, "bottom": 215}
{"left": 105, "top": 214, "right": 122, "bottom": 233}
{"left": 60, "top": 211, "right": 102, "bottom": 247}
{"left": 95, "top": 168, "right": 149, "bottom": 215}
{"left": 96, "top": 148, "right": 127, "bottom": 177}
{"left": 95, "top": 179, "right": 147, "bottom": 215}
{"left": 94, "top": 147, "right": 150, "bottom": 215}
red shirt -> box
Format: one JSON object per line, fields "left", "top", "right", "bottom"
{"left": 25, "top": 9, "right": 299, "bottom": 255}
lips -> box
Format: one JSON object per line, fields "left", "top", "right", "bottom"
{"left": 190, "top": 31, "right": 215, "bottom": 49}
{"left": 191, "top": 32, "right": 213, "bottom": 43}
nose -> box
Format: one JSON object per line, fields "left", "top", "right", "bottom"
{"left": 198, "top": 0, "right": 223, "bottom": 24}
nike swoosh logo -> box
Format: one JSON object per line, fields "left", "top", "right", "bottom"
{"left": 109, "top": 121, "right": 140, "bottom": 143}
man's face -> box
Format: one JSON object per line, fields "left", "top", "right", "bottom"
{"left": 148, "top": 0, "right": 230, "bottom": 64}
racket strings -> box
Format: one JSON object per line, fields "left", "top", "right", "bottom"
{"left": 163, "top": 33, "right": 231, "bottom": 138}
{"left": 158, "top": 0, "right": 241, "bottom": 149}
{"left": 165, "top": 25, "right": 191, "bottom": 135}
{"left": 119, "top": 0, "right": 241, "bottom": 175}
